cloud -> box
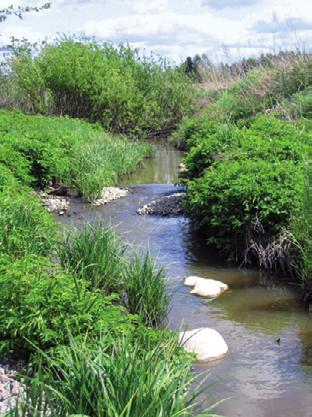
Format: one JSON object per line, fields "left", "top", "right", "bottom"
{"left": 251, "top": 16, "right": 312, "bottom": 33}
{"left": 83, "top": 12, "right": 228, "bottom": 61}
{"left": 202, "top": 0, "right": 262, "bottom": 9}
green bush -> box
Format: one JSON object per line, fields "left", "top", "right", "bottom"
{"left": 181, "top": 115, "right": 307, "bottom": 180}
{"left": 10, "top": 39, "right": 194, "bottom": 137}
{"left": 170, "top": 115, "right": 220, "bottom": 150}
{"left": 0, "top": 255, "right": 135, "bottom": 356}
{"left": 186, "top": 159, "right": 304, "bottom": 256}
{"left": 0, "top": 109, "right": 150, "bottom": 197}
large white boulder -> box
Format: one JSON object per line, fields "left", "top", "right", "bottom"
{"left": 179, "top": 328, "right": 228, "bottom": 362}
{"left": 184, "top": 276, "right": 228, "bottom": 298}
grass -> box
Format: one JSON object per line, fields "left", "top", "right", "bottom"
{"left": 59, "top": 223, "right": 171, "bottom": 327}
{"left": 59, "top": 223, "right": 126, "bottom": 294}
{"left": 70, "top": 135, "right": 153, "bottom": 200}
{"left": 123, "top": 253, "right": 170, "bottom": 327}
{"left": 7, "top": 334, "right": 218, "bottom": 417}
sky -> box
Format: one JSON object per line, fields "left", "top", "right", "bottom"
{"left": 0, "top": 0, "right": 311, "bottom": 63}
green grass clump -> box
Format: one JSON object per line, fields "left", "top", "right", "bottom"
{"left": 70, "top": 135, "right": 152, "bottom": 200}
{"left": 59, "top": 224, "right": 126, "bottom": 294}
{"left": 8, "top": 334, "right": 216, "bottom": 417}
{"left": 123, "top": 253, "right": 170, "bottom": 327}
{"left": 7, "top": 39, "right": 194, "bottom": 137}
{"left": 59, "top": 223, "right": 171, "bottom": 327}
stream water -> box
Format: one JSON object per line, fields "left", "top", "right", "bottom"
{"left": 59, "top": 144, "right": 312, "bottom": 417}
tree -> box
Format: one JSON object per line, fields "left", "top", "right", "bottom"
{"left": 0, "top": 3, "right": 50, "bottom": 23}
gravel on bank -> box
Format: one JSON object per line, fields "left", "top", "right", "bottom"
{"left": 91, "top": 187, "right": 128, "bottom": 206}
{"left": 0, "top": 361, "right": 24, "bottom": 416}
{"left": 137, "top": 192, "right": 186, "bottom": 216}
{"left": 39, "top": 193, "right": 70, "bottom": 215}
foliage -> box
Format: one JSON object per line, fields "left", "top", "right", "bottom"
{"left": 59, "top": 224, "right": 126, "bottom": 294}
{"left": 170, "top": 114, "right": 220, "bottom": 150}
{"left": 123, "top": 253, "right": 170, "bottom": 327}
{"left": 6, "top": 39, "right": 194, "bottom": 137}
{"left": 181, "top": 115, "right": 308, "bottom": 272}
{"left": 0, "top": 109, "right": 150, "bottom": 198}
{"left": 7, "top": 334, "right": 217, "bottom": 417}
{"left": 0, "top": 3, "right": 50, "bottom": 23}
{"left": 0, "top": 255, "right": 135, "bottom": 356}
{"left": 0, "top": 187, "right": 57, "bottom": 259}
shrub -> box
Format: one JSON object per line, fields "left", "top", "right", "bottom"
{"left": 59, "top": 224, "right": 126, "bottom": 294}
{"left": 123, "top": 253, "right": 170, "bottom": 327}
{"left": 186, "top": 159, "right": 305, "bottom": 259}
{"left": 0, "top": 109, "right": 150, "bottom": 197}
{"left": 0, "top": 255, "right": 134, "bottom": 356}
{"left": 181, "top": 115, "right": 307, "bottom": 180}
{"left": 9, "top": 39, "right": 194, "bottom": 137}
{"left": 170, "top": 115, "right": 220, "bottom": 150}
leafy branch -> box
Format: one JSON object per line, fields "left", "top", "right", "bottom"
{"left": 0, "top": 3, "right": 51, "bottom": 23}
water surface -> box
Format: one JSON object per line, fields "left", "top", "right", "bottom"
{"left": 60, "top": 144, "right": 312, "bottom": 417}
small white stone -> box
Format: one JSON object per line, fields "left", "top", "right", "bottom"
{"left": 179, "top": 328, "right": 228, "bottom": 362}
{"left": 184, "top": 276, "right": 228, "bottom": 298}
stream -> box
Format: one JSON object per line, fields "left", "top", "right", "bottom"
{"left": 59, "top": 144, "right": 312, "bottom": 417}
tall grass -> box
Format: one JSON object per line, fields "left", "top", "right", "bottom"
{"left": 123, "top": 253, "right": 170, "bottom": 327}
{"left": 8, "top": 334, "right": 218, "bottom": 417}
{"left": 59, "top": 224, "right": 171, "bottom": 326}
{"left": 59, "top": 223, "right": 126, "bottom": 293}
{"left": 70, "top": 135, "right": 153, "bottom": 201}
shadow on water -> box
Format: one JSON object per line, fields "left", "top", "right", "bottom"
{"left": 57, "top": 143, "right": 312, "bottom": 417}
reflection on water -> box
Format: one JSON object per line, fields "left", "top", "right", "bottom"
{"left": 58, "top": 145, "right": 312, "bottom": 417}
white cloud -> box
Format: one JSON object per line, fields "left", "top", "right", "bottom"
{"left": 0, "top": 0, "right": 311, "bottom": 62}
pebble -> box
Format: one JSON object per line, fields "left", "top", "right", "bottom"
{"left": 91, "top": 187, "right": 128, "bottom": 206}
{"left": 0, "top": 361, "right": 25, "bottom": 416}
{"left": 137, "top": 192, "right": 186, "bottom": 216}
{"left": 38, "top": 192, "right": 70, "bottom": 214}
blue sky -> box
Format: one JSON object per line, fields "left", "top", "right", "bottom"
{"left": 0, "top": 0, "right": 311, "bottom": 62}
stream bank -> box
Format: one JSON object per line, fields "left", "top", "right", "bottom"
{"left": 57, "top": 143, "right": 312, "bottom": 417}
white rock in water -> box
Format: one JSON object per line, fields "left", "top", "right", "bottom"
{"left": 179, "top": 328, "right": 228, "bottom": 362}
{"left": 184, "top": 276, "right": 228, "bottom": 298}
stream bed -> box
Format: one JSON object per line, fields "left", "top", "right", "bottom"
{"left": 58, "top": 144, "right": 312, "bottom": 417}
